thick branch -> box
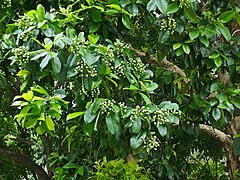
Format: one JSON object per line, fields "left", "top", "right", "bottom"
{"left": 199, "top": 124, "right": 236, "bottom": 179}
{"left": 0, "top": 148, "right": 50, "bottom": 180}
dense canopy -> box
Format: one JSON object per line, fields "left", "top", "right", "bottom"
{"left": 0, "top": 0, "right": 240, "bottom": 179}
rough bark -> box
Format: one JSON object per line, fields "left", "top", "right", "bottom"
{"left": 199, "top": 124, "right": 236, "bottom": 179}
{"left": 0, "top": 148, "right": 50, "bottom": 180}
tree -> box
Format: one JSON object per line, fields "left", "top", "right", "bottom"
{"left": 0, "top": 0, "right": 240, "bottom": 179}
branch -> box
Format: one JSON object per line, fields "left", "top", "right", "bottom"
{"left": 199, "top": 124, "right": 236, "bottom": 179}
{"left": 0, "top": 148, "right": 50, "bottom": 180}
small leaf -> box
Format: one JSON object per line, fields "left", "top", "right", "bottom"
{"left": 184, "top": 7, "right": 198, "bottom": 23}
{"left": 122, "top": 14, "right": 131, "bottom": 29}
{"left": 88, "top": 34, "right": 99, "bottom": 44}
{"left": 92, "top": 10, "right": 102, "bottom": 22}
{"left": 173, "top": 43, "right": 182, "bottom": 50}
{"left": 67, "top": 112, "right": 85, "bottom": 120}
{"left": 40, "top": 53, "right": 51, "bottom": 69}
{"left": 182, "top": 44, "right": 190, "bottom": 54}
{"left": 219, "top": 10, "right": 235, "bottom": 23}
{"left": 214, "top": 57, "right": 222, "bottom": 68}
{"left": 199, "top": 36, "right": 209, "bottom": 47}
{"left": 167, "top": 2, "right": 179, "bottom": 14}
{"left": 130, "top": 131, "right": 146, "bottom": 149}
{"left": 189, "top": 29, "right": 200, "bottom": 40}
{"left": 128, "top": 3, "right": 139, "bottom": 16}
{"left": 132, "top": 117, "right": 142, "bottom": 134}
{"left": 158, "top": 125, "right": 167, "bottom": 136}
{"left": 156, "top": 0, "right": 168, "bottom": 14}
{"left": 63, "top": 163, "right": 78, "bottom": 169}
{"left": 37, "top": 4, "right": 45, "bottom": 21}
{"left": 84, "top": 103, "right": 97, "bottom": 124}
{"left": 52, "top": 56, "right": 61, "bottom": 74}
{"left": 146, "top": 0, "right": 157, "bottom": 12}
{"left": 212, "top": 107, "right": 221, "bottom": 121}
{"left": 46, "top": 116, "right": 55, "bottom": 131}
{"left": 140, "top": 92, "right": 151, "bottom": 104}
{"left": 22, "top": 91, "right": 33, "bottom": 101}
{"left": 218, "top": 26, "right": 231, "bottom": 41}
{"left": 0, "top": 75, "right": 7, "bottom": 89}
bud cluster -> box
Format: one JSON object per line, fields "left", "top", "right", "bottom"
{"left": 100, "top": 99, "right": 116, "bottom": 116}
{"left": 152, "top": 108, "right": 170, "bottom": 127}
{"left": 113, "top": 40, "right": 130, "bottom": 56}
{"left": 12, "top": 46, "right": 30, "bottom": 68}
{"left": 89, "top": 87, "right": 100, "bottom": 98}
{"left": 160, "top": 17, "right": 177, "bottom": 35}
{"left": 119, "top": 102, "right": 127, "bottom": 115}
{"left": 128, "top": 57, "right": 146, "bottom": 74}
{"left": 14, "top": 14, "right": 34, "bottom": 30}
{"left": 179, "top": 0, "right": 190, "bottom": 8}
{"left": 70, "top": 37, "right": 87, "bottom": 55}
{"left": 0, "top": 69, "right": 5, "bottom": 76}
{"left": 130, "top": 105, "right": 151, "bottom": 122}
{"left": 142, "top": 132, "right": 160, "bottom": 153}
{"left": 76, "top": 60, "right": 97, "bottom": 78}
{"left": 1, "top": 0, "right": 11, "bottom": 9}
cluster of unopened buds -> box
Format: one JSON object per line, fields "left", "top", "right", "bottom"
{"left": 89, "top": 87, "right": 100, "bottom": 98}
{"left": 160, "top": 17, "right": 177, "bottom": 35}
{"left": 0, "top": 69, "right": 5, "bottom": 76}
{"left": 142, "top": 132, "right": 160, "bottom": 153}
{"left": 128, "top": 57, "right": 146, "bottom": 74}
{"left": 130, "top": 105, "right": 151, "bottom": 122}
{"left": 14, "top": 14, "right": 34, "bottom": 30}
{"left": 12, "top": 46, "right": 30, "bottom": 68}
{"left": 118, "top": 102, "right": 127, "bottom": 115}
{"left": 152, "top": 108, "right": 170, "bottom": 127}
{"left": 179, "top": 0, "right": 191, "bottom": 8}
{"left": 76, "top": 60, "right": 97, "bottom": 78}
{"left": 100, "top": 99, "right": 116, "bottom": 116}
{"left": 1, "top": 0, "right": 11, "bottom": 9}
{"left": 70, "top": 37, "right": 87, "bottom": 55}
{"left": 113, "top": 40, "right": 130, "bottom": 56}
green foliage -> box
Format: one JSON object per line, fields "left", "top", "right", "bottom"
{"left": 91, "top": 157, "right": 155, "bottom": 180}
{"left": 0, "top": 0, "right": 240, "bottom": 179}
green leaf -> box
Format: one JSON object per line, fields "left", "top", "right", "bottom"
{"left": 173, "top": 43, "right": 182, "bottom": 50}
{"left": 25, "top": 117, "right": 38, "bottom": 129}
{"left": 106, "top": 115, "right": 119, "bottom": 135}
{"left": 92, "top": 10, "right": 102, "bottom": 22}
{"left": 199, "top": 36, "right": 209, "bottom": 47}
{"left": 146, "top": 0, "right": 157, "bottom": 12}
{"left": 0, "top": 75, "right": 7, "bottom": 89}
{"left": 231, "top": 97, "right": 240, "bottom": 109}
{"left": 184, "top": 7, "right": 198, "bottom": 23}
{"left": 22, "top": 91, "right": 33, "bottom": 101}
{"left": 36, "top": 124, "right": 47, "bottom": 135}
{"left": 37, "top": 4, "right": 45, "bottom": 21}
{"left": 158, "top": 125, "right": 167, "bottom": 136}
{"left": 132, "top": 117, "right": 142, "bottom": 134}
{"left": 235, "top": 13, "right": 240, "bottom": 25}
{"left": 40, "top": 53, "right": 51, "bottom": 69}
{"left": 189, "top": 29, "right": 200, "bottom": 40}
{"left": 88, "top": 34, "right": 99, "bottom": 44}
{"left": 82, "top": 52, "right": 100, "bottom": 66}
{"left": 122, "top": 14, "right": 131, "bottom": 29}
{"left": 45, "top": 116, "right": 55, "bottom": 131}
{"left": 67, "top": 111, "right": 85, "bottom": 120}
{"left": 219, "top": 10, "right": 235, "bottom": 23}
{"left": 32, "top": 85, "right": 49, "bottom": 97}
{"left": 167, "top": 3, "right": 179, "bottom": 14}
{"left": 52, "top": 56, "right": 61, "bottom": 74}
{"left": 130, "top": 131, "right": 146, "bottom": 149}
{"left": 182, "top": 44, "right": 190, "bottom": 54}
{"left": 156, "top": 0, "right": 168, "bottom": 14}
{"left": 212, "top": 107, "right": 221, "bottom": 121}
{"left": 84, "top": 103, "right": 97, "bottom": 124}
{"left": 209, "top": 53, "right": 220, "bottom": 59}
{"left": 218, "top": 26, "right": 231, "bottom": 41}
{"left": 140, "top": 92, "right": 151, "bottom": 105}
{"left": 89, "top": 23, "right": 100, "bottom": 33}
{"left": 128, "top": 4, "right": 139, "bottom": 16}
{"left": 214, "top": 57, "right": 222, "bottom": 68}
{"left": 63, "top": 163, "right": 78, "bottom": 169}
